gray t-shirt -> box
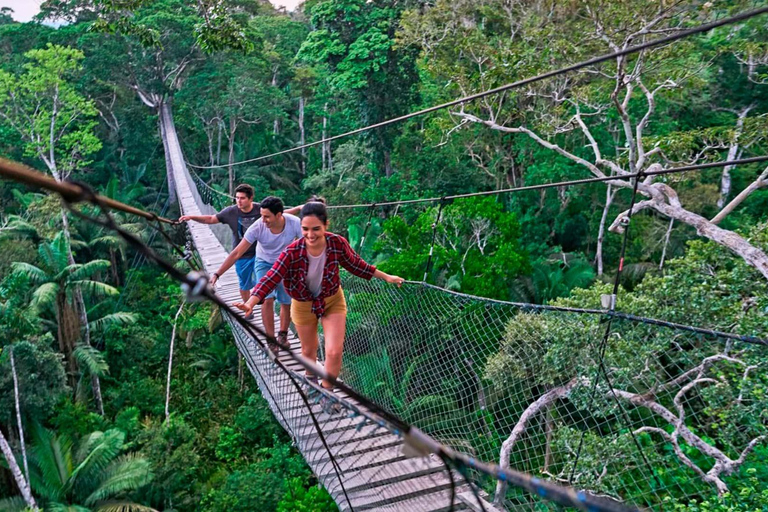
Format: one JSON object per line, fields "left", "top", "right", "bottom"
{"left": 307, "top": 249, "right": 327, "bottom": 297}
{"left": 216, "top": 204, "right": 261, "bottom": 259}
{"left": 243, "top": 213, "right": 302, "bottom": 263}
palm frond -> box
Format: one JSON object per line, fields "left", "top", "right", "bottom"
{"left": 0, "top": 495, "right": 27, "bottom": 511}
{"left": 71, "top": 430, "right": 124, "bottom": 490}
{"left": 84, "top": 454, "right": 153, "bottom": 507}
{"left": 90, "top": 313, "right": 138, "bottom": 333}
{"left": 0, "top": 215, "right": 38, "bottom": 240}
{"left": 30, "top": 423, "right": 72, "bottom": 502}
{"left": 90, "top": 236, "right": 125, "bottom": 250}
{"left": 11, "top": 262, "right": 49, "bottom": 284}
{"left": 67, "top": 260, "right": 111, "bottom": 282}
{"left": 71, "top": 281, "right": 118, "bottom": 299}
{"left": 31, "top": 282, "right": 60, "bottom": 309}
{"left": 73, "top": 344, "right": 109, "bottom": 376}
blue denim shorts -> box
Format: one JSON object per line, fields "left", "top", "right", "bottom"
{"left": 255, "top": 258, "right": 291, "bottom": 305}
{"left": 234, "top": 257, "right": 257, "bottom": 291}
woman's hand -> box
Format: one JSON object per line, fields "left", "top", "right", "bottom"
{"left": 386, "top": 274, "right": 405, "bottom": 287}
{"left": 233, "top": 301, "right": 254, "bottom": 317}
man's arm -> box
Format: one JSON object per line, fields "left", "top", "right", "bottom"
{"left": 179, "top": 214, "right": 219, "bottom": 224}
{"left": 210, "top": 238, "right": 253, "bottom": 285}
{"left": 285, "top": 205, "right": 302, "bottom": 215}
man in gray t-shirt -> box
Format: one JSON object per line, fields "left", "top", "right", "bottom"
{"left": 209, "top": 196, "right": 302, "bottom": 350}
{"left": 179, "top": 183, "right": 260, "bottom": 304}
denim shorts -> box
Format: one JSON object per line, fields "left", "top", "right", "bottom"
{"left": 255, "top": 258, "right": 291, "bottom": 305}
{"left": 234, "top": 256, "right": 257, "bottom": 291}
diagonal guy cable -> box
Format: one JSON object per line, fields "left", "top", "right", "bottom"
{"left": 186, "top": 6, "right": 768, "bottom": 170}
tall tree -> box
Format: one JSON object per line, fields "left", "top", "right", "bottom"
{"left": 298, "top": 0, "right": 421, "bottom": 177}
{"left": 11, "top": 233, "right": 117, "bottom": 387}
{"left": 404, "top": 0, "right": 768, "bottom": 279}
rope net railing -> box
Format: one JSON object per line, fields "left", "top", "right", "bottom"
{"left": 338, "top": 277, "right": 768, "bottom": 510}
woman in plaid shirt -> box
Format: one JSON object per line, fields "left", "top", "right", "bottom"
{"left": 234, "top": 200, "right": 403, "bottom": 399}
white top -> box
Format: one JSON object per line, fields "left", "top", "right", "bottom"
{"left": 243, "top": 213, "right": 302, "bottom": 263}
{"left": 306, "top": 249, "right": 327, "bottom": 297}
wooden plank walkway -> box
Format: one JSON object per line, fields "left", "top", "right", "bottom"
{"left": 161, "top": 104, "right": 481, "bottom": 511}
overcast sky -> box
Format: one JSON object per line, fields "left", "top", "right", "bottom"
{"left": 1, "top": 0, "right": 303, "bottom": 22}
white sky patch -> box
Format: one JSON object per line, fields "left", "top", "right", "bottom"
{"left": 1, "top": 0, "right": 43, "bottom": 22}
{"left": 0, "top": 0, "right": 303, "bottom": 22}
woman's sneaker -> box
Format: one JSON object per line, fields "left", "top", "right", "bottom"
{"left": 319, "top": 393, "right": 342, "bottom": 415}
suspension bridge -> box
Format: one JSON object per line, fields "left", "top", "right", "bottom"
{"left": 160, "top": 87, "right": 768, "bottom": 512}
{"left": 1, "top": 6, "right": 767, "bottom": 510}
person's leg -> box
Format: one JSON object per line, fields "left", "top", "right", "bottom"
{"left": 234, "top": 258, "right": 257, "bottom": 309}
{"left": 261, "top": 298, "right": 276, "bottom": 337}
{"left": 319, "top": 313, "right": 346, "bottom": 389}
{"left": 279, "top": 304, "right": 291, "bottom": 333}
{"left": 292, "top": 300, "right": 319, "bottom": 380}
{"left": 274, "top": 282, "right": 292, "bottom": 349}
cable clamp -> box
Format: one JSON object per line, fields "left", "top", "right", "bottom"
{"left": 181, "top": 272, "right": 209, "bottom": 302}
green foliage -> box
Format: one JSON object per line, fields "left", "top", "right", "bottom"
{"left": 277, "top": 478, "right": 337, "bottom": 512}
{"left": 0, "top": 43, "right": 101, "bottom": 177}
{"left": 377, "top": 196, "right": 529, "bottom": 299}
{"left": 25, "top": 424, "right": 153, "bottom": 510}
{"left": 0, "top": 340, "right": 68, "bottom": 425}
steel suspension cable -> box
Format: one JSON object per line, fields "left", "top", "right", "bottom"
{"left": 323, "top": 155, "right": 768, "bottom": 210}
{"left": 186, "top": 6, "right": 768, "bottom": 171}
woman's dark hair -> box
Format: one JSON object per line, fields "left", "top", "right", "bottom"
{"left": 260, "top": 196, "right": 284, "bottom": 215}
{"left": 300, "top": 201, "right": 328, "bottom": 223}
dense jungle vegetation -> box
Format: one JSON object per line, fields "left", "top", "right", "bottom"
{"left": 0, "top": 0, "right": 767, "bottom": 510}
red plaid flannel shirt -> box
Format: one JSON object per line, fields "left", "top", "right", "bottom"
{"left": 251, "top": 232, "right": 376, "bottom": 317}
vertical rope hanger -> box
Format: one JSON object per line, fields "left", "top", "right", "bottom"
{"left": 567, "top": 173, "right": 664, "bottom": 499}
{"left": 356, "top": 203, "right": 376, "bottom": 254}
{"left": 423, "top": 199, "right": 447, "bottom": 284}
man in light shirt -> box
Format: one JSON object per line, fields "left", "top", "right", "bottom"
{"left": 210, "top": 196, "right": 302, "bottom": 350}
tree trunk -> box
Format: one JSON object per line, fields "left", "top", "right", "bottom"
{"left": 228, "top": 117, "right": 237, "bottom": 197}
{"left": 322, "top": 104, "right": 328, "bottom": 172}
{"left": 543, "top": 405, "right": 554, "bottom": 473}
{"left": 712, "top": 166, "right": 768, "bottom": 225}
{"left": 185, "top": 329, "right": 196, "bottom": 349}
{"left": 216, "top": 120, "right": 223, "bottom": 166}
{"left": 384, "top": 150, "right": 393, "bottom": 178}
{"left": 299, "top": 96, "right": 306, "bottom": 176}
{"left": 612, "top": 199, "right": 768, "bottom": 280}
{"left": 718, "top": 106, "right": 752, "bottom": 209}
{"left": 10, "top": 348, "right": 30, "bottom": 482}
{"left": 0, "top": 428, "right": 37, "bottom": 510}
{"left": 109, "top": 249, "right": 121, "bottom": 287}
{"left": 165, "top": 300, "right": 185, "bottom": 421}
{"left": 595, "top": 185, "right": 616, "bottom": 276}
{"left": 494, "top": 378, "right": 583, "bottom": 504}
{"left": 659, "top": 218, "right": 674, "bottom": 270}
{"left": 56, "top": 294, "right": 81, "bottom": 386}
{"left": 272, "top": 68, "right": 280, "bottom": 136}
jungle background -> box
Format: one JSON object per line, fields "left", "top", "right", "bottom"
{"left": 0, "top": 0, "right": 767, "bottom": 510}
